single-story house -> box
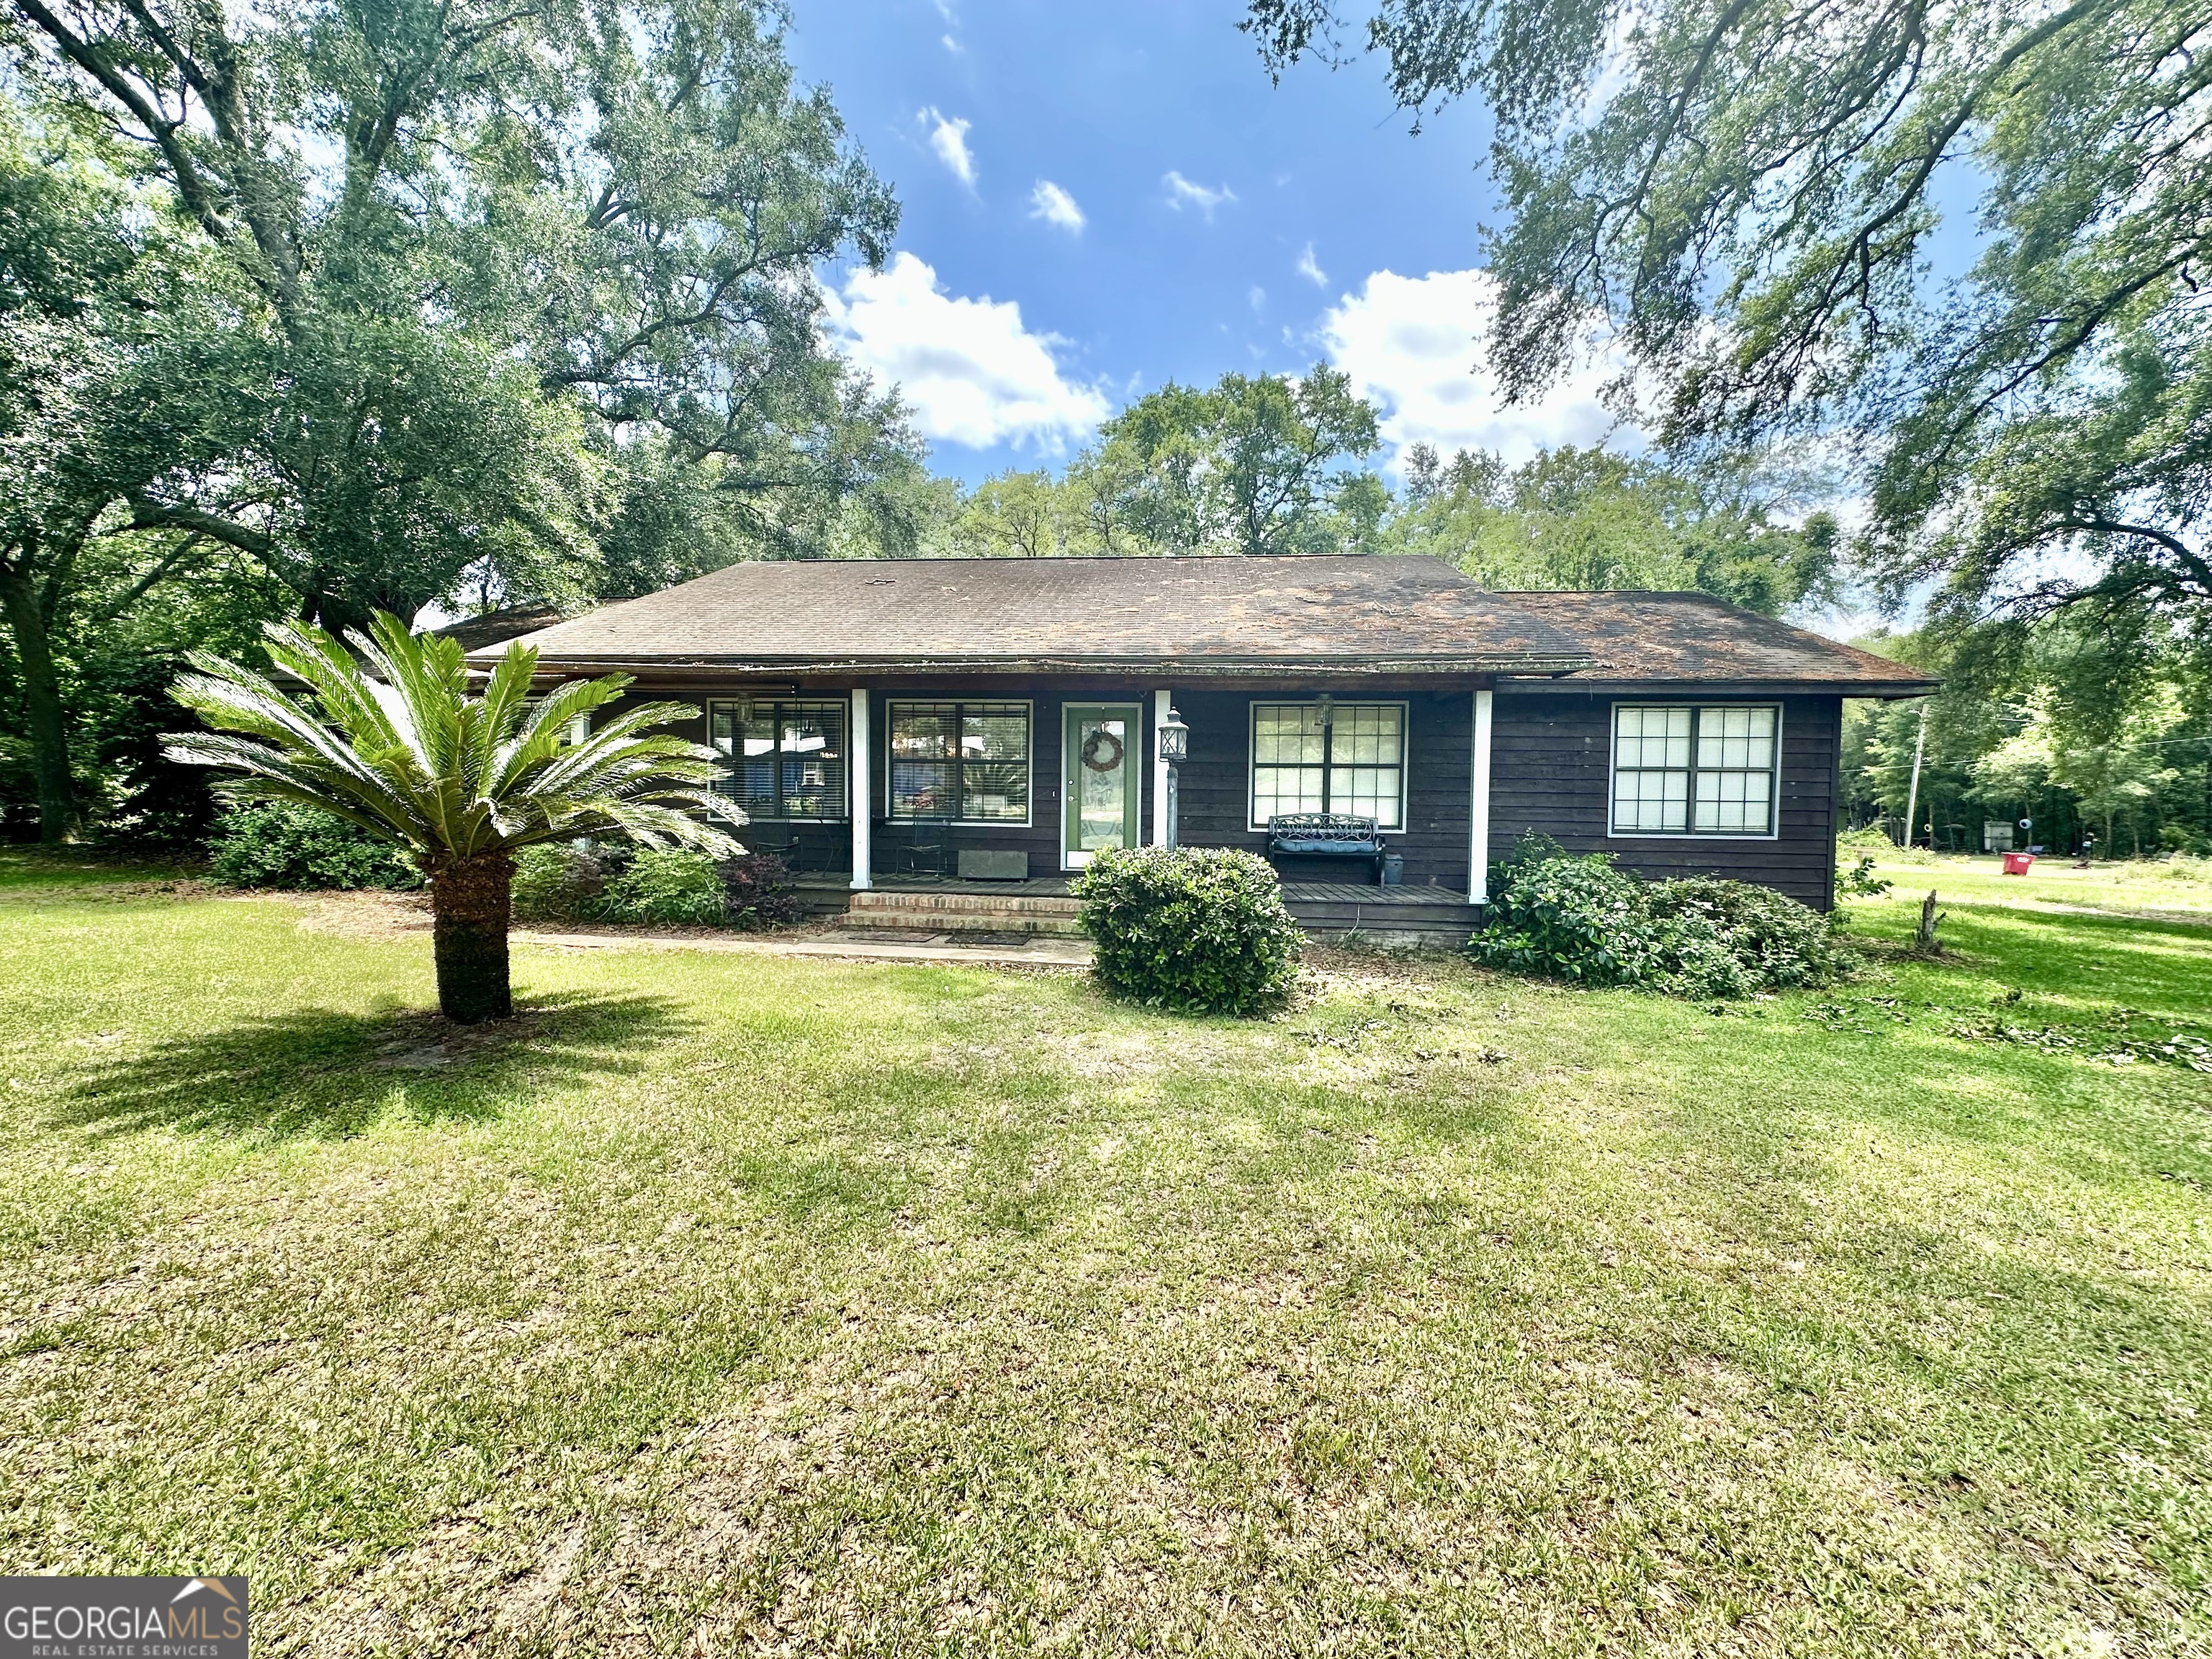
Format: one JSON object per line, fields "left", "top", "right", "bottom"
{"left": 476, "top": 555, "right": 1934, "bottom": 940}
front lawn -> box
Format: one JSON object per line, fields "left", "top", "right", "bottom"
{"left": 1852, "top": 844, "right": 2212, "bottom": 921}
{"left": 1, "top": 857, "right": 2207, "bottom": 1655}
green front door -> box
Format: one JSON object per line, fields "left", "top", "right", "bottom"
{"left": 1063, "top": 703, "right": 1141, "bottom": 868}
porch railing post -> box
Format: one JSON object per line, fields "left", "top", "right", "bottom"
{"left": 1468, "top": 687, "right": 1494, "bottom": 905}
{"left": 850, "top": 687, "right": 872, "bottom": 891}
{"left": 1151, "top": 687, "right": 1171, "bottom": 846}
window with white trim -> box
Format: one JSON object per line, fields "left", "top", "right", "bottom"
{"left": 887, "top": 701, "right": 1031, "bottom": 822}
{"left": 1611, "top": 704, "right": 1779, "bottom": 836}
{"left": 709, "top": 699, "right": 848, "bottom": 819}
{"left": 1250, "top": 702, "right": 1406, "bottom": 830}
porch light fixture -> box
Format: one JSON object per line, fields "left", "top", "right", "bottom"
{"left": 1315, "top": 693, "right": 1336, "bottom": 728}
{"left": 1157, "top": 706, "right": 1190, "bottom": 764}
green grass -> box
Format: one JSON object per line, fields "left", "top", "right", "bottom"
{"left": 1850, "top": 843, "right": 2212, "bottom": 920}
{"left": 1, "top": 853, "right": 2208, "bottom": 1655}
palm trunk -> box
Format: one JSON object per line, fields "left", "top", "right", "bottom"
{"left": 428, "top": 852, "right": 515, "bottom": 1022}
{"left": 0, "top": 565, "right": 77, "bottom": 844}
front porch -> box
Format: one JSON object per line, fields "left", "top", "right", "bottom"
{"left": 791, "top": 874, "right": 1482, "bottom": 947}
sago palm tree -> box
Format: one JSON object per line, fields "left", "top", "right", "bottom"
{"left": 167, "top": 611, "right": 743, "bottom": 1022}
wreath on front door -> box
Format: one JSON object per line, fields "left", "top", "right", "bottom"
{"left": 1079, "top": 727, "right": 1124, "bottom": 773}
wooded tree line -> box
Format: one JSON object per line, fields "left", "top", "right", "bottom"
{"left": 1244, "top": 0, "right": 2211, "bottom": 855}
{"left": 1845, "top": 613, "right": 2212, "bottom": 857}
{"left": 0, "top": 0, "right": 925, "bottom": 843}
{"left": 899, "top": 367, "right": 1838, "bottom": 613}
{"left": 3, "top": 0, "right": 2206, "bottom": 859}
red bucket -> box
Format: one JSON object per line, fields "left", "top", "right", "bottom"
{"left": 2002, "top": 852, "right": 2035, "bottom": 876}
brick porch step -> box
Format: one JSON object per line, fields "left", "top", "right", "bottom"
{"left": 844, "top": 889, "right": 1088, "bottom": 937}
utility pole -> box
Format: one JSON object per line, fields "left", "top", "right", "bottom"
{"left": 1902, "top": 700, "right": 1929, "bottom": 849}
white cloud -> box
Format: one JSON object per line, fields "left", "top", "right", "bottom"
{"left": 1029, "top": 179, "right": 1085, "bottom": 232}
{"left": 1296, "top": 242, "right": 1327, "bottom": 287}
{"left": 1248, "top": 285, "right": 1267, "bottom": 313}
{"left": 1162, "top": 171, "right": 1236, "bottom": 220}
{"left": 822, "top": 253, "right": 1110, "bottom": 453}
{"left": 919, "top": 107, "right": 975, "bottom": 189}
{"left": 1320, "top": 268, "right": 1633, "bottom": 474}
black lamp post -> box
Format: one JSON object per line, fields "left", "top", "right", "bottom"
{"left": 1158, "top": 706, "right": 1190, "bottom": 848}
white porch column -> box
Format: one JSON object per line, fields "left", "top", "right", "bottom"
{"left": 1467, "top": 688, "right": 1495, "bottom": 904}
{"left": 849, "top": 688, "right": 873, "bottom": 891}
{"left": 1151, "top": 688, "right": 1172, "bottom": 846}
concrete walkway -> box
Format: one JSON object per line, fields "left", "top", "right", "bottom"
{"left": 516, "top": 926, "right": 1092, "bottom": 968}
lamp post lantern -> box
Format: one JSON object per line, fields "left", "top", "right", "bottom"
{"left": 1157, "top": 706, "right": 1190, "bottom": 848}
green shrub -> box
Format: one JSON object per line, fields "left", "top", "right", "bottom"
{"left": 1074, "top": 845, "right": 1303, "bottom": 1016}
{"left": 511, "top": 842, "right": 627, "bottom": 923}
{"left": 598, "top": 848, "right": 727, "bottom": 926}
{"left": 1642, "top": 876, "right": 1858, "bottom": 995}
{"left": 513, "top": 842, "right": 729, "bottom": 926}
{"left": 207, "top": 801, "right": 420, "bottom": 891}
{"left": 1466, "top": 851, "right": 1664, "bottom": 987}
{"left": 1835, "top": 853, "right": 1892, "bottom": 899}
{"left": 719, "top": 852, "right": 804, "bottom": 929}
{"left": 1470, "top": 851, "right": 1853, "bottom": 998}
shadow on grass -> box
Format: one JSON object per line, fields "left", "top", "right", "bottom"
{"left": 52, "top": 992, "right": 694, "bottom": 1141}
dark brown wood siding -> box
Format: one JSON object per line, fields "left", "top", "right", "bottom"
{"left": 604, "top": 676, "right": 1154, "bottom": 881}
{"left": 1169, "top": 685, "right": 1476, "bottom": 893}
{"left": 592, "top": 677, "right": 1842, "bottom": 904}
{"left": 1489, "top": 688, "right": 1842, "bottom": 909}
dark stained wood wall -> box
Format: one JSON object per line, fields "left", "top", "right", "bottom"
{"left": 1169, "top": 685, "right": 1477, "bottom": 893}
{"left": 597, "top": 678, "right": 1841, "bottom": 903}
{"left": 1489, "top": 688, "right": 1842, "bottom": 909}
{"left": 608, "top": 676, "right": 1154, "bottom": 880}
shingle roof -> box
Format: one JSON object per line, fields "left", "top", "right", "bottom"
{"left": 480, "top": 555, "right": 1598, "bottom": 677}
{"left": 1501, "top": 590, "right": 1938, "bottom": 695}
{"left": 472, "top": 555, "right": 1937, "bottom": 694}
{"left": 431, "top": 603, "right": 567, "bottom": 652}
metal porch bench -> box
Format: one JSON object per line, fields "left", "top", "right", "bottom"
{"left": 1265, "top": 812, "right": 1390, "bottom": 884}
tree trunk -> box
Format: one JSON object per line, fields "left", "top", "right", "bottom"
{"left": 0, "top": 566, "right": 77, "bottom": 844}
{"left": 428, "top": 852, "right": 515, "bottom": 1022}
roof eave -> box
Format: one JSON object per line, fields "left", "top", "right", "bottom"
{"left": 1498, "top": 673, "right": 1941, "bottom": 698}
{"left": 477, "top": 651, "right": 1600, "bottom": 678}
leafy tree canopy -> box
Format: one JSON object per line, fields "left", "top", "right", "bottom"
{"left": 6, "top": 0, "right": 910, "bottom": 630}
{"left": 1389, "top": 444, "right": 1841, "bottom": 615}
{"left": 0, "top": 98, "right": 257, "bottom": 837}
{"left": 1841, "top": 603, "right": 2212, "bottom": 853}
{"left": 1244, "top": 0, "right": 2212, "bottom": 629}
{"left": 1089, "top": 366, "right": 1384, "bottom": 557}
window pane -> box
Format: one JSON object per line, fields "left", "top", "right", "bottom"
{"left": 1613, "top": 766, "right": 1689, "bottom": 834}
{"left": 1329, "top": 704, "right": 1402, "bottom": 769}
{"left": 962, "top": 706, "right": 1029, "bottom": 763}
{"left": 1615, "top": 705, "right": 1683, "bottom": 769}
{"left": 1696, "top": 706, "right": 1775, "bottom": 771}
{"left": 889, "top": 704, "right": 956, "bottom": 760}
{"left": 711, "top": 703, "right": 778, "bottom": 814}
{"left": 961, "top": 760, "right": 1028, "bottom": 821}
{"left": 1695, "top": 767, "right": 1771, "bottom": 833}
{"left": 1254, "top": 765, "right": 1324, "bottom": 822}
{"left": 1254, "top": 704, "right": 1324, "bottom": 766}
{"left": 891, "top": 760, "right": 956, "bottom": 817}
{"left": 1329, "top": 766, "right": 1403, "bottom": 830}
{"left": 781, "top": 703, "right": 845, "bottom": 817}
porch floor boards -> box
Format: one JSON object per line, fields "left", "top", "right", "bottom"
{"left": 793, "top": 875, "right": 1470, "bottom": 906}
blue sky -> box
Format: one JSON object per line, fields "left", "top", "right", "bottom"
{"left": 783, "top": 0, "right": 1632, "bottom": 486}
